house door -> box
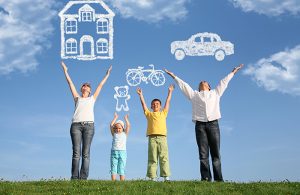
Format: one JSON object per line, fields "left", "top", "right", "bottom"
{"left": 83, "top": 41, "right": 92, "bottom": 56}
{"left": 80, "top": 35, "right": 95, "bottom": 59}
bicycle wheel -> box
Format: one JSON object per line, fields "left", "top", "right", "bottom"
{"left": 150, "top": 72, "right": 165, "bottom": 86}
{"left": 126, "top": 71, "right": 142, "bottom": 86}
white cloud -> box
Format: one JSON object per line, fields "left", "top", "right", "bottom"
{"left": 243, "top": 45, "right": 300, "bottom": 96}
{"left": 0, "top": 0, "right": 57, "bottom": 75}
{"left": 230, "top": 0, "right": 300, "bottom": 16}
{"left": 105, "top": 0, "right": 190, "bottom": 22}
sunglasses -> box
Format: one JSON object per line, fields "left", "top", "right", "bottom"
{"left": 81, "top": 83, "right": 91, "bottom": 88}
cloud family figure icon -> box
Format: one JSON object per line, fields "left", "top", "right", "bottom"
{"left": 59, "top": 0, "right": 115, "bottom": 60}
{"left": 126, "top": 64, "right": 166, "bottom": 87}
{"left": 114, "top": 85, "right": 130, "bottom": 112}
{"left": 171, "top": 32, "right": 234, "bottom": 61}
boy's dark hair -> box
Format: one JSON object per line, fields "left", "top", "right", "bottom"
{"left": 151, "top": 98, "right": 161, "bottom": 105}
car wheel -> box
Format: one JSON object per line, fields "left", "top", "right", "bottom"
{"left": 215, "top": 50, "right": 225, "bottom": 61}
{"left": 175, "top": 50, "right": 185, "bottom": 60}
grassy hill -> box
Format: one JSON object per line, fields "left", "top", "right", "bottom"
{"left": 1, "top": 180, "right": 299, "bottom": 194}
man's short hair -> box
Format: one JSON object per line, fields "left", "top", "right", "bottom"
{"left": 151, "top": 98, "right": 161, "bottom": 105}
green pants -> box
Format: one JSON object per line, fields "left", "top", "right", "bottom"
{"left": 147, "top": 135, "right": 170, "bottom": 178}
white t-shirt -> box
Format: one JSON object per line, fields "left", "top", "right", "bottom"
{"left": 112, "top": 132, "right": 127, "bottom": 151}
{"left": 72, "top": 96, "right": 95, "bottom": 123}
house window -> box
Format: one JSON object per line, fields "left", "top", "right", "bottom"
{"left": 96, "top": 39, "right": 108, "bottom": 54}
{"left": 66, "top": 38, "right": 77, "bottom": 54}
{"left": 97, "top": 18, "right": 108, "bottom": 33}
{"left": 81, "top": 11, "right": 92, "bottom": 22}
{"left": 65, "top": 19, "right": 77, "bottom": 34}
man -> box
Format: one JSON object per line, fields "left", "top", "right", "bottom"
{"left": 165, "top": 64, "right": 243, "bottom": 181}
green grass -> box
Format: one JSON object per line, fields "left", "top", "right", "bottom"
{"left": 0, "top": 180, "right": 299, "bottom": 194}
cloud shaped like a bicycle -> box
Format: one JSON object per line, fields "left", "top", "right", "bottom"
{"left": 126, "top": 64, "right": 166, "bottom": 87}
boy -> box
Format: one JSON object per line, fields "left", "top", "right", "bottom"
{"left": 136, "top": 84, "right": 174, "bottom": 181}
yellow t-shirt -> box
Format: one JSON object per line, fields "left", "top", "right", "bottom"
{"left": 144, "top": 108, "right": 168, "bottom": 136}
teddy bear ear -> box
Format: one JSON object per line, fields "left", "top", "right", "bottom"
{"left": 114, "top": 86, "right": 119, "bottom": 91}
{"left": 125, "top": 85, "right": 129, "bottom": 90}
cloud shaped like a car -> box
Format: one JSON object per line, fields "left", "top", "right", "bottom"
{"left": 243, "top": 45, "right": 300, "bottom": 96}
{"left": 171, "top": 32, "right": 234, "bottom": 61}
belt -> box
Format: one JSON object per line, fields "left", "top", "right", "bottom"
{"left": 72, "top": 121, "right": 94, "bottom": 125}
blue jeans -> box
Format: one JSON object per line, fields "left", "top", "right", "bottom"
{"left": 70, "top": 122, "right": 94, "bottom": 180}
{"left": 195, "top": 120, "right": 223, "bottom": 181}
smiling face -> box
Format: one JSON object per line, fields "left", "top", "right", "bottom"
{"left": 114, "top": 123, "right": 123, "bottom": 133}
{"left": 151, "top": 99, "right": 161, "bottom": 112}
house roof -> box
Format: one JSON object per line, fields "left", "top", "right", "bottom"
{"left": 59, "top": 0, "right": 115, "bottom": 17}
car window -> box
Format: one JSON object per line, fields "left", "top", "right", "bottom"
{"left": 212, "top": 37, "right": 218, "bottom": 42}
{"left": 194, "top": 36, "right": 201, "bottom": 43}
{"left": 203, "top": 36, "right": 211, "bottom": 43}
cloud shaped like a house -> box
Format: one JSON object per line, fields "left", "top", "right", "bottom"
{"left": 59, "top": 0, "right": 115, "bottom": 61}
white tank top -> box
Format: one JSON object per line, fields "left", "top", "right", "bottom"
{"left": 112, "top": 132, "right": 127, "bottom": 150}
{"left": 72, "top": 96, "right": 95, "bottom": 123}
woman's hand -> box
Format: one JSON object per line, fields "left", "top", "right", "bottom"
{"left": 61, "top": 61, "right": 68, "bottom": 72}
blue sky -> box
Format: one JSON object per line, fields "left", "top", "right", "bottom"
{"left": 0, "top": 0, "right": 300, "bottom": 182}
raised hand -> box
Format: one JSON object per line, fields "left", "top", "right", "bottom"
{"left": 106, "top": 65, "right": 112, "bottom": 75}
{"left": 232, "top": 64, "right": 244, "bottom": 74}
{"left": 61, "top": 61, "right": 68, "bottom": 72}
{"left": 114, "top": 112, "right": 118, "bottom": 119}
{"left": 124, "top": 114, "right": 129, "bottom": 121}
{"left": 136, "top": 87, "right": 143, "bottom": 96}
{"left": 164, "top": 69, "right": 175, "bottom": 79}
{"left": 169, "top": 84, "right": 175, "bottom": 92}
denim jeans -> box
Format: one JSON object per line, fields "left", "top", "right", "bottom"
{"left": 195, "top": 120, "right": 223, "bottom": 181}
{"left": 70, "top": 122, "right": 95, "bottom": 180}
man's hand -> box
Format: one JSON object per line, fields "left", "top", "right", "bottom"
{"left": 164, "top": 69, "right": 176, "bottom": 79}
{"left": 232, "top": 64, "right": 243, "bottom": 74}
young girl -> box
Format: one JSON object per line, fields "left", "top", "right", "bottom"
{"left": 110, "top": 113, "right": 130, "bottom": 181}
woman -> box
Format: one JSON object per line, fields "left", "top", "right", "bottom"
{"left": 61, "top": 61, "right": 112, "bottom": 180}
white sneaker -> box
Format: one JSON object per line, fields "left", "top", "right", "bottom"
{"left": 145, "top": 177, "right": 157, "bottom": 181}
{"left": 164, "top": 177, "right": 170, "bottom": 182}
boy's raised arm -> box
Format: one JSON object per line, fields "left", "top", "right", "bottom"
{"left": 124, "top": 114, "right": 130, "bottom": 135}
{"left": 136, "top": 87, "right": 148, "bottom": 112}
{"left": 164, "top": 84, "right": 174, "bottom": 112}
{"left": 61, "top": 61, "right": 79, "bottom": 100}
{"left": 110, "top": 112, "right": 118, "bottom": 136}
{"left": 93, "top": 65, "right": 112, "bottom": 101}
